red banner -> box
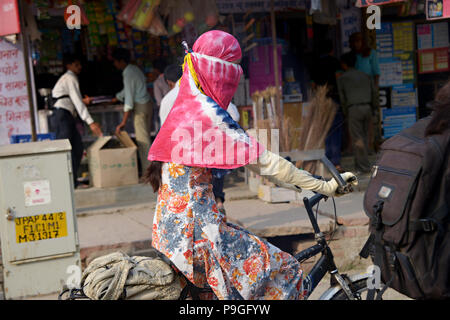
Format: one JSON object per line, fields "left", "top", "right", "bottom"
{"left": 0, "top": 0, "right": 20, "bottom": 36}
{"left": 418, "top": 47, "right": 450, "bottom": 73}
{"left": 356, "top": 0, "right": 405, "bottom": 7}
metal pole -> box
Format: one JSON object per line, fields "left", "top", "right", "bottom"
{"left": 18, "top": 0, "right": 37, "bottom": 142}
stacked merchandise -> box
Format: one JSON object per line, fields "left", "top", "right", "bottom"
{"left": 85, "top": 0, "right": 119, "bottom": 47}
{"left": 131, "top": 28, "right": 148, "bottom": 66}
{"left": 147, "top": 35, "right": 162, "bottom": 58}
{"left": 105, "top": 0, "right": 119, "bottom": 46}
{"left": 117, "top": 0, "right": 167, "bottom": 36}
{"left": 34, "top": 0, "right": 52, "bottom": 20}
{"left": 116, "top": 21, "right": 131, "bottom": 48}
{"left": 37, "top": 29, "right": 63, "bottom": 75}
{"left": 117, "top": 0, "right": 220, "bottom": 37}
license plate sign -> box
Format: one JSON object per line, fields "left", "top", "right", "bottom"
{"left": 15, "top": 212, "right": 68, "bottom": 243}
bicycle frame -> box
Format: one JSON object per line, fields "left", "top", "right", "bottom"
{"left": 294, "top": 192, "right": 357, "bottom": 300}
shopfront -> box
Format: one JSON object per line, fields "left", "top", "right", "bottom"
{"left": 2, "top": 0, "right": 449, "bottom": 187}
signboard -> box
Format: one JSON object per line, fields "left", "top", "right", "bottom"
{"left": 0, "top": 0, "right": 20, "bottom": 36}
{"left": 379, "top": 87, "right": 391, "bottom": 108}
{"left": 426, "top": 0, "right": 450, "bottom": 20}
{"left": 0, "top": 38, "right": 31, "bottom": 145}
{"left": 377, "top": 22, "right": 415, "bottom": 86}
{"left": 216, "top": 0, "right": 306, "bottom": 13}
{"left": 381, "top": 106, "right": 417, "bottom": 139}
{"left": 356, "top": 0, "right": 405, "bottom": 7}
{"left": 418, "top": 47, "right": 450, "bottom": 73}
{"left": 248, "top": 44, "right": 282, "bottom": 96}
{"left": 340, "top": 7, "right": 361, "bottom": 53}
{"left": 417, "top": 22, "right": 450, "bottom": 74}
{"left": 393, "top": 22, "right": 415, "bottom": 83}
{"left": 391, "top": 84, "right": 417, "bottom": 108}
{"left": 417, "top": 22, "right": 449, "bottom": 49}
{"left": 15, "top": 211, "right": 68, "bottom": 244}
{"left": 379, "top": 59, "right": 403, "bottom": 86}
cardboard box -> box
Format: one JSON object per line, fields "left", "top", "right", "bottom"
{"left": 88, "top": 131, "right": 138, "bottom": 188}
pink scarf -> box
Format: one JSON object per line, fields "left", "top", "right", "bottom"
{"left": 147, "top": 31, "right": 264, "bottom": 169}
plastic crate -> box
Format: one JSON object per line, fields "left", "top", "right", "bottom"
{"left": 10, "top": 133, "right": 56, "bottom": 144}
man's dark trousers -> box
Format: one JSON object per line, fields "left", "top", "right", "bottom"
{"left": 348, "top": 103, "right": 372, "bottom": 173}
{"left": 49, "top": 108, "right": 84, "bottom": 187}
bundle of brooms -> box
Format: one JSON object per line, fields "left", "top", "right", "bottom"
{"left": 295, "top": 85, "right": 337, "bottom": 174}
{"left": 251, "top": 87, "right": 291, "bottom": 153}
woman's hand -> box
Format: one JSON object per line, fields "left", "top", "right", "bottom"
{"left": 331, "top": 172, "right": 358, "bottom": 197}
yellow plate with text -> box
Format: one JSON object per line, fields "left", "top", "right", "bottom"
{"left": 15, "top": 212, "right": 68, "bottom": 243}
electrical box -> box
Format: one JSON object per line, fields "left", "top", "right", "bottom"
{"left": 0, "top": 139, "right": 81, "bottom": 299}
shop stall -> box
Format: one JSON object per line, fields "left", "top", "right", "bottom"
{"left": 4, "top": 0, "right": 448, "bottom": 190}
{"left": 21, "top": 0, "right": 221, "bottom": 187}
{"left": 216, "top": 0, "right": 449, "bottom": 201}
{"left": 370, "top": 1, "right": 450, "bottom": 140}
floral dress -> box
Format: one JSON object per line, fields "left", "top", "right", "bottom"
{"left": 152, "top": 162, "right": 310, "bottom": 300}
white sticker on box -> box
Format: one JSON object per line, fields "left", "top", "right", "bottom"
{"left": 24, "top": 180, "right": 51, "bottom": 207}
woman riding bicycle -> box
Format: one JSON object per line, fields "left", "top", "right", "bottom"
{"left": 145, "top": 30, "right": 357, "bottom": 300}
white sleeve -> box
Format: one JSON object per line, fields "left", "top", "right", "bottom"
{"left": 227, "top": 102, "right": 240, "bottom": 122}
{"left": 159, "top": 96, "right": 170, "bottom": 126}
{"left": 245, "top": 150, "right": 357, "bottom": 197}
{"left": 67, "top": 76, "right": 94, "bottom": 125}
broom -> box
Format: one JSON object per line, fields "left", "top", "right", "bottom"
{"left": 296, "top": 85, "right": 337, "bottom": 174}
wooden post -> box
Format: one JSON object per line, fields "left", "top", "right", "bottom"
{"left": 270, "top": 0, "right": 283, "bottom": 150}
{"left": 270, "top": 0, "right": 281, "bottom": 112}
{"left": 18, "top": 0, "right": 37, "bottom": 142}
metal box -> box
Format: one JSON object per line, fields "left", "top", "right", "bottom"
{"left": 0, "top": 139, "right": 81, "bottom": 299}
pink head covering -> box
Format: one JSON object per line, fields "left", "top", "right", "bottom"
{"left": 191, "top": 30, "right": 242, "bottom": 110}
{"left": 147, "top": 30, "right": 264, "bottom": 169}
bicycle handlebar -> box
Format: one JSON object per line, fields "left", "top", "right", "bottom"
{"left": 320, "top": 156, "right": 346, "bottom": 187}
{"left": 320, "top": 156, "right": 354, "bottom": 195}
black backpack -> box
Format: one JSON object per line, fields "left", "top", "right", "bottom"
{"left": 360, "top": 116, "right": 450, "bottom": 299}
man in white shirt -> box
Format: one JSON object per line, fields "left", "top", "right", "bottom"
{"left": 151, "top": 59, "right": 169, "bottom": 135}
{"left": 111, "top": 48, "right": 152, "bottom": 173}
{"left": 50, "top": 54, "right": 102, "bottom": 187}
{"left": 159, "top": 64, "right": 240, "bottom": 214}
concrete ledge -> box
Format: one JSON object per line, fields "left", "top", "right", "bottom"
{"left": 75, "top": 183, "right": 157, "bottom": 209}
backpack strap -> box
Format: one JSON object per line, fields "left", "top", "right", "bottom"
{"left": 409, "top": 219, "right": 437, "bottom": 232}
{"left": 364, "top": 200, "right": 398, "bottom": 300}
{"left": 49, "top": 95, "right": 70, "bottom": 110}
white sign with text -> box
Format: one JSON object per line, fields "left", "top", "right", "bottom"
{"left": 0, "top": 38, "right": 31, "bottom": 145}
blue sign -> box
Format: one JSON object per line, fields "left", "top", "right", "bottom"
{"left": 10, "top": 133, "right": 56, "bottom": 144}
{"left": 381, "top": 107, "right": 417, "bottom": 139}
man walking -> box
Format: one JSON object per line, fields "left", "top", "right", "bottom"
{"left": 337, "top": 52, "right": 378, "bottom": 174}
{"left": 50, "top": 54, "right": 103, "bottom": 188}
{"left": 111, "top": 48, "right": 152, "bottom": 173}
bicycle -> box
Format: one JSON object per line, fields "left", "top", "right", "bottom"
{"left": 179, "top": 156, "right": 383, "bottom": 300}
{"left": 59, "top": 156, "right": 383, "bottom": 301}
